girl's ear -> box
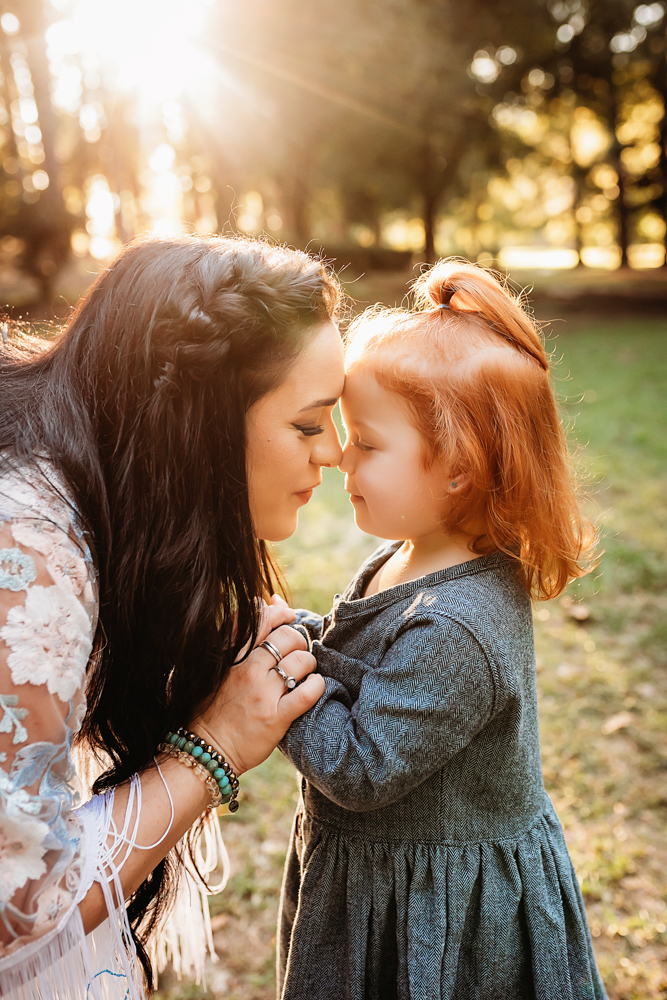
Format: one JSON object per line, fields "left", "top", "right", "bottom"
{"left": 447, "top": 473, "right": 471, "bottom": 493}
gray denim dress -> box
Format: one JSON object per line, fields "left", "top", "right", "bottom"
{"left": 278, "top": 544, "right": 605, "bottom": 1000}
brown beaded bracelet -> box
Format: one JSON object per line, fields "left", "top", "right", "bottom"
{"left": 157, "top": 742, "right": 223, "bottom": 810}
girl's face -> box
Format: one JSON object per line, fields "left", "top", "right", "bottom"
{"left": 246, "top": 321, "right": 345, "bottom": 541}
{"left": 339, "top": 365, "right": 451, "bottom": 541}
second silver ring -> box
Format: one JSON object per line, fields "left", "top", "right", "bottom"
{"left": 260, "top": 640, "right": 297, "bottom": 691}
{"left": 272, "top": 662, "right": 297, "bottom": 691}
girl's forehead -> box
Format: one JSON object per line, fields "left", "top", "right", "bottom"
{"left": 341, "top": 366, "right": 411, "bottom": 419}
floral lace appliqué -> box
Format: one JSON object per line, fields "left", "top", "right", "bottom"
{"left": 11, "top": 520, "right": 92, "bottom": 603}
{"left": 0, "top": 695, "right": 28, "bottom": 745}
{"left": 0, "top": 548, "right": 37, "bottom": 592}
{"left": 0, "top": 810, "right": 49, "bottom": 903}
{"left": 1, "top": 585, "right": 92, "bottom": 702}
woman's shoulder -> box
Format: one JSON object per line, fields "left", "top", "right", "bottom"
{"left": 0, "top": 456, "right": 97, "bottom": 607}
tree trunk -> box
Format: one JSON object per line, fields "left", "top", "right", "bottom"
{"left": 419, "top": 133, "right": 466, "bottom": 264}
{"left": 291, "top": 177, "right": 310, "bottom": 246}
{"left": 571, "top": 163, "right": 586, "bottom": 266}
{"left": 651, "top": 63, "right": 667, "bottom": 266}
{"left": 607, "top": 84, "right": 630, "bottom": 270}
{"left": 423, "top": 191, "right": 437, "bottom": 263}
{"left": 278, "top": 174, "right": 310, "bottom": 247}
{"left": 20, "top": 0, "right": 71, "bottom": 304}
{"left": 616, "top": 160, "right": 630, "bottom": 268}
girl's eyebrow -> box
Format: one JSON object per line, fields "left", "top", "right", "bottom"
{"left": 298, "top": 396, "right": 339, "bottom": 412}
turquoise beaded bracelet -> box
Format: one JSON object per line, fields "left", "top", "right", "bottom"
{"left": 163, "top": 727, "right": 240, "bottom": 812}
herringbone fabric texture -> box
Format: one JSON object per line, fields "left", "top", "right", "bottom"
{"left": 278, "top": 545, "right": 606, "bottom": 1000}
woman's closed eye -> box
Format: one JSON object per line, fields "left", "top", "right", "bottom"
{"left": 351, "top": 438, "right": 374, "bottom": 451}
{"left": 293, "top": 423, "right": 325, "bottom": 437}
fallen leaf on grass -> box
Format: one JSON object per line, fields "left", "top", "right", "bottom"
{"left": 601, "top": 711, "right": 634, "bottom": 735}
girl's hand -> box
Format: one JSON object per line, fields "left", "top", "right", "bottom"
{"left": 191, "top": 600, "right": 324, "bottom": 774}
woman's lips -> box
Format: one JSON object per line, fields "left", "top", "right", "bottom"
{"left": 349, "top": 494, "right": 365, "bottom": 504}
{"left": 294, "top": 486, "right": 317, "bottom": 503}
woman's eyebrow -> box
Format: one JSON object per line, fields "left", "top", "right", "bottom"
{"left": 297, "top": 396, "right": 339, "bottom": 412}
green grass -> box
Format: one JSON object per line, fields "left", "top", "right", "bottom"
{"left": 158, "top": 317, "right": 667, "bottom": 1000}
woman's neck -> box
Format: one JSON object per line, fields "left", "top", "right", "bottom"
{"left": 365, "top": 530, "right": 483, "bottom": 597}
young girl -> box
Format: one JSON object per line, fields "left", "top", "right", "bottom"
{"left": 277, "top": 260, "right": 604, "bottom": 1000}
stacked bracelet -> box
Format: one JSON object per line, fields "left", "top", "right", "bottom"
{"left": 160, "top": 728, "right": 240, "bottom": 813}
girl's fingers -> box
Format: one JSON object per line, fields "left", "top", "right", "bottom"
{"left": 270, "top": 593, "right": 289, "bottom": 607}
{"left": 277, "top": 673, "right": 325, "bottom": 727}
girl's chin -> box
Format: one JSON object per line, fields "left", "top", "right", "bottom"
{"left": 352, "top": 509, "right": 403, "bottom": 541}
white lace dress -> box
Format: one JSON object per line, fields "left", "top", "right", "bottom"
{"left": 0, "top": 461, "right": 225, "bottom": 1000}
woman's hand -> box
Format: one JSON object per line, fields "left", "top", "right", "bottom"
{"left": 191, "top": 598, "right": 324, "bottom": 774}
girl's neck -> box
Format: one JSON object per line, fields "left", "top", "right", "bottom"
{"left": 364, "top": 530, "right": 483, "bottom": 597}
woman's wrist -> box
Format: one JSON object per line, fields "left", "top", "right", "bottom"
{"left": 166, "top": 727, "right": 241, "bottom": 810}
{"left": 189, "top": 721, "right": 245, "bottom": 776}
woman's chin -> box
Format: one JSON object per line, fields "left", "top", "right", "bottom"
{"left": 257, "top": 513, "right": 299, "bottom": 543}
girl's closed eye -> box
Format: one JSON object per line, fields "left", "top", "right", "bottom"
{"left": 352, "top": 439, "right": 374, "bottom": 451}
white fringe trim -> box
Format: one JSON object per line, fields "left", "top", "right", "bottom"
{"left": 0, "top": 769, "right": 230, "bottom": 998}
{"left": 151, "top": 808, "right": 231, "bottom": 986}
{"left": 0, "top": 906, "right": 143, "bottom": 1000}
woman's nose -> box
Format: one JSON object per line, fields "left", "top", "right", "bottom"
{"left": 338, "top": 438, "right": 355, "bottom": 474}
{"left": 312, "top": 417, "right": 343, "bottom": 468}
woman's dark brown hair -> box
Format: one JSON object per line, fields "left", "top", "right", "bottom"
{"left": 0, "top": 235, "right": 340, "bottom": 984}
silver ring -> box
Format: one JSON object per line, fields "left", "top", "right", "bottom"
{"left": 271, "top": 662, "right": 297, "bottom": 691}
{"left": 259, "top": 639, "right": 282, "bottom": 664}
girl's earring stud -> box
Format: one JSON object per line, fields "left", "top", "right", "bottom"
{"left": 450, "top": 481, "right": 457, "bottom": 489}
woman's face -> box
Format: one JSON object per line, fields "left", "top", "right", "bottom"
{"left": 246, "top": 321, "right": 345, "bottom": 541}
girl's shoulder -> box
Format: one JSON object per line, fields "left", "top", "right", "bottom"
{"left": 332, "top": 545, "right": 533, "bottom": 679}
{"left": 341, "top": 542, "right": 529, "bottom": 619}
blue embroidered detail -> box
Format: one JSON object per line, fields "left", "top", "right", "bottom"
{"left": 86, "top": 970, "right": 130, "bottom": 999}
{"left": 0, "top": 548, "right": 37, "bottom": 592}
{"left": 0, "top": 694, "right": 28, "bottom": 744}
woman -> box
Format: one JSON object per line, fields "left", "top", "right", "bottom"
{"left": 0, "top": 236, "right": 345, "bottom": 999}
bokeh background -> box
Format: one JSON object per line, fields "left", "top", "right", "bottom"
{"left": 0, "top": 0, "right": 665, "bottom": 997}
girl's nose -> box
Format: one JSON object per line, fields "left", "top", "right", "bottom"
{"left": 312, "top": 417, "right": 343, "bottom": 468}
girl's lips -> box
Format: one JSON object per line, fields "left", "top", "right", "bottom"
{"left": 294, "top": 488, "right": 314, "bottom": 503}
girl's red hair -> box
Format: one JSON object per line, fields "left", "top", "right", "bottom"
{"left": 345, "top": 259, "right": 597, "bottom": 600}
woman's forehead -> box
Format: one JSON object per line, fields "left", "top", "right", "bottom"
{"left": 280, "top": 321, "right": 344, "bottom": 401}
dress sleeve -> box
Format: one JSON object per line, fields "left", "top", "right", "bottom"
{"left": 291, "top": 609, "right": 325, "bottom": 644}
{"left": 280, "top": 615, "right": 497, "bottom": 812}
{"left": 0, "top": 509, "right": 94, "bottom": 951}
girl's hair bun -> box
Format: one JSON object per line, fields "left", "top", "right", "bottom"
{"left": 412, "top": 258, "right": 548, "bottom": 371}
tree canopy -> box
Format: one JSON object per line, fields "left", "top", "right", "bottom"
{"left": 0, "top": 0, "right": 666, "bottom": 302}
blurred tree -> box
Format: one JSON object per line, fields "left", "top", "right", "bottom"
{"left": 2, "top": 0, "right": 665, "bottom": 294}
{"left": 489, "top": 0, "right": 667, "bottom": 267}
{"left": 0, "top": 0, "right": 72, "bottom": 304}
{"left": 203, "top": 0, "right": 559, "bottom": 260}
